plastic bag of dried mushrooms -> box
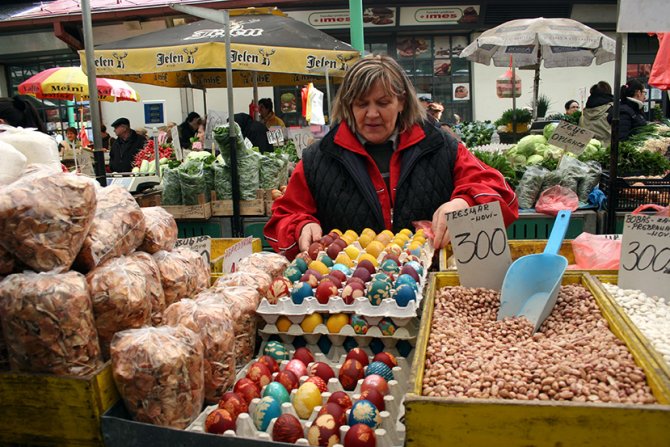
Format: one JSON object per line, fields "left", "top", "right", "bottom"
{"left": 0, "top": 166, "right": 97, "bottom": 272}
{"left": 75, "top": 184, "right": 146, "bottom": 272}
{"left": 174, "top": 246, "right": 210, "bottom": 291}
{"left": 139, "top": 207, "right": 178, "bottom": 254}
{"left": 213, "top": 267, "right": 271, "bottom": 302}
{"left": 0, "top": 271, "right": 103, "bottom": 376}
{"left": 111, "top": 326, "right": 205, "bottom": 428}
{"left": 153, "top": 248, "right": 207, "bottom": 306}
{"left": 163, "top": 297, "right": 236, "bottom": 403}
{"left": 237, "top": 251, "right": 290, "bottom": 279}
{"left": 128, "top": 251, "right": 166, "bottom": 325}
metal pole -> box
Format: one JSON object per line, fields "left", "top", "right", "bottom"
{"left": 348, "top": 0, "right": 364, "bottom": 52}
{"left": 202, "top": 87, "right": 207, "bottom": 113}
{"left": 252, "top": 71, "right": 259, "bottom": 121}
{"left": 325, "top": 70, "right": 332, "bottom": 120}
{"left": 81, "top": 0, "right": 106, "bottom": 187}
{"left": 607, "top": 33, "right": 624, "bottom": 234}
{"left": 511, "top": 64, "right": 517, "bottom": 141}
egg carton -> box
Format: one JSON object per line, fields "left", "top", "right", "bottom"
{"left": 257, "top": 340, "right": 415, "bottom": 366}
{"left": 260, "top": 318, "right": 419, "bottom": 340}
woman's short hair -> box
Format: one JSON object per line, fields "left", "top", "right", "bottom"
{"left": 590, "top": 81, "right": 612, "bottom": 95}
{"left": 65, "top": 126, "right": 77, "bottom": 135}
{"left": 564, "top": 100, "right": 578, "bottom": 111}
{"left": 331, "top": 54, "right": 426, "bottom": 133}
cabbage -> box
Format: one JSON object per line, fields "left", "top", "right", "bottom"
{"left": 527, "top": 154, "right": 544, "bottom": 165}
{"left": 516, "top": 135, "right": 547, "bottom": 156}
{"left": 186, "top": 151, "right": 213, "bottom": 161}
{"left": 511, "top": 154, "right": 527, "bottom": 167}
{"left": 588, "top": 138, "right": 602, "bottom": 149}
{"left": 543, "top": 123, "right": 558, "bottom": 140}
{"left": 546, "top": 145, "right": 564, "bottom": 160}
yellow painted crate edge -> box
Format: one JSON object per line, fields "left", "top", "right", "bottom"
{"left": 0, "top": 361, "right": 119, "bottom": 446}
{"left": 210, "top": 238, "right": 263, "bottom": 274}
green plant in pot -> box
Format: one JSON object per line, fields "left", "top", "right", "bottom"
{"left": 494, "top": 108, "right": 532, "bottom": 133}
{"left": 535, "top": 94, "right": 551, "bottom": 118}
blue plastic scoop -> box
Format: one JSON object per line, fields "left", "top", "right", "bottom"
{"left": 498, "top": 210, "right": 571, "bottom": 332}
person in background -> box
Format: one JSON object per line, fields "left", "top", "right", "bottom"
{"left": 190, "top": 121, "right": 206, "bottom": 151}
{"left": 418, "top": 96, "right": 431, "bottom": 110}
{"left": 579, "top": 81, "right": 614, "bottom": 144}
{"left": 109, "top": 117, "right": 146, "bottom": 172}
{"left": 565, "top": 100, "right": 580, "bottom": 115}
{"left": 234, "top": 112, "right": 273, "bottom": 153}
{"left": 58, "top": 126, "right": 79, "bottom": 158}
{"left": 264, "top": 55, "right": 518, "bottom": 259}
{"left": 100, "top": 124, "right": 115, "bottom": 150}
{"left": 0, "top": 95, "right": 48, "bottom": 133}
{"left": 453, "top": 114, "right": 462, "bottom": 125}
{"left": 608, "top": 79, "right": 648, "bottom": 141}
{"left": 178, "top": 112, "right": 201, "bottom": 149}
{"left": 258, "top": 98, "right": 285, "bottom": 128}
{"left": 135, "top": 127, "right": 148, "bottom": 139}
{"left": 427, "top": 102, "right": 444, "bottom": 123}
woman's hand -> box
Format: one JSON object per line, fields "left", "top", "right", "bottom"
{"left": 431, "top": 198, "right": 470, "bottom": 248}
{"left": 299, "top": 223, "right": 322, "bottom": 252}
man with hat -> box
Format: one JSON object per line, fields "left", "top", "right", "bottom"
{"left": 109, "top": 117, "right": 147, "bottom": 172}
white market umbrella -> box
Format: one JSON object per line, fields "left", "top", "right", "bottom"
{"left": 460, "top": 17, "right": 616, "bottom": 118}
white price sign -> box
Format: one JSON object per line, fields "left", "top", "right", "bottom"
{"left": 171, "top": 126, "right": 183, "bottom": 161}
{"left": 548, "top": 120, "right": 595, "bottom": 155}
{"left": 223, "top": 236, "right": 254, "bottom": 273}
{"left": 287, "top": 127, "right": 315, "bottom": 159}
{"left": 445, "top": 201, "right": 512, "bottom": 290}
{"left": 619, "top": 214, "right": 670, "bottom": 297}
{"left": 267, "top": 127, "right": 285, "bottom": 145}
{"left": 175, "top": 236, "right": 212, "bottom": 265}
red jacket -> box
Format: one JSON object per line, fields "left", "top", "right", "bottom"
{"left": 264, "top": 122, "right": 518, "bottom": 259}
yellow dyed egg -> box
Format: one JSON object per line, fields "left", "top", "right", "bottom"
{"left": 361, "top": 228, "right": 376, "bottom": 238}
{"left": 335, "top": 252, "right": 354, "bottom": 268}
{"left": 358, "top": 253, "right": 379, "bottom": 267}
{"left": 412, "top": 236, "right": 427, "bottom": 245}
{"left": 365, "top": 241, "right": 385, "bottom": 258}
{"left": 308, "top": 260, "right": 330, "bottom": 276}
{"left": 276, "top": 316, "right": 292, "bottom": 332}
{"left": 392, "top": 237, "right": 407, "bottom": 248}
{"left": 408, "top": 241, "right": 423, "bottom": 251}
{"left": 399, "top": 228, "right": 413, "bottom": 237}
{"left": 357, "top": 234, "right": 373, "bottom": 248}
{"left": 415, "top": 229, "right": 425, "bottom": 237}
{"left": 331, "top": 229, "right": 343, "bottom": 236}
{"left": 344, "top": 245, "right": 360, "bottom": 260}
{"left": 326, "top": 313, "right": 349, "bottom": 333}
{"left": 384, "top": 243, "right": 403, "bottom": 256}
{"left": 293, "top": 382, "right": 322, "bottom": 419}
{"left": 301, "top": 313, "right": 324, "bottom": 333}
{"left": 340, "top": 234, "right": 355, "bottom": 245}
{"left": 344, "top": 230, "right": 359, "bottom": 241}
{"left": 394, "top": 232, "right": 410, "bottom": 243}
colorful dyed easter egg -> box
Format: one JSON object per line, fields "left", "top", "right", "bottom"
{"left": 258, "top": 354, "right": 280, "bottom": 374}
{"left": 366, "top": 280, "right": 392, "bottom": 305}
{"left": 372, "top": 272, "right": 391, "bottom": 282}
{"left": 285, "top": 359, "right": 308, "bottom": 379}
{"left": 284, "top": 264, "right": 303, "bottom": 282}
{"left": 307, "top": 413, "right": 340, "bottom": 447}
{"left": 357, "top": 259, "right": 377, "bottom": 274}
{"left": 329, "top": 269, "right": 346, "bottom": 283}
{"left": 348, "top": 400, "right": 381, "bottom": 429}
{"left": 379, "top": 258, "right": 400, "bottom": 275}
{"left": 300, "top": 312, "right": 323, "bottom": 333}
{"left": 294, "top": 257, "right": 309, "bottom": 273}
{"left": 306, "top": 375, "right": 328, "bottom": 393}
{"left": 393, "top": 284, "right": 417, "bottom": 307}
{"left": 360, "top": 374, "right": 389, "bottom": 396}
{"left": 309, "top": 260, "right": 330, "bottom": 276}
{"left": 293, "top": 347, "right": 315, "bottom": 366}
{"left": 316, "top": 279, "right": 338, "bottom": 304}
{"left": 350, "top": 314, "right": 369, "bottom": 335}
{"left": 323, "top": 274, "right": 343, "bottom": 289}
{"left": 360, "top": 388, "right": 385, "bottom": 411}
{"left": 300, "top": 269, "right": 322, "bottom": 288}
{"left": 372, "top": 352, "right": 398, "bottom": 369}
{"left": 365, "top": 361, "right": 393, "bottom": 381}
{"left": 377, "top": 317, "right": 396, "bottom": 336}
{"left": 276, "top": 316, "right": 293, "bottom": 332}
{"left": 253, "top": 396, "right": 281, "bottom": 431}
{"left": 262, "top": 381, "right": 291, "bottom": 405}
{"left": 405, "top": 260, "right": 424, "bottom": 276}
{"left": 205, "top": 408, "right": 236, "bottom": 434}
{"left": 291, "top": 281, "right": 314, "bottom": 305}
{"left": 395, "top": 273, "right": 418, "bottom": 290}
{"left": 318, "top": 402, "right": 347, "bottom": 427}
{"left": 341, "top": 282, "right": 366, "bottom": 304}
{"left": 352, "top": 267, "right": 372, "bottom": 283}
{"left": 318, "top": 254, "right": 334, "bottom": 268}
{"left": 344, "top": 423, "right": 377, "bottom": 447}
{"left": 217, "top": 391, "right": 248, "bottom": 421}
{"left": 334, "top": 252, "right": 354, "bottom": 268}
{"left": 275, "top": 369, "right": 300, "bottom": 393}
{"left": 233, "top": 377, "right": 260, "bottom": 403}
{"left": 267, "top": 277, "right": 292, "bottom": 304}
{"left": 293, "top": 382, "right": 322, "bottom": 419}
{"left": 346, "top": 347, "right": 370, "bottom": 367}
{"left": 327, "top": 390, "right": 353, "bottom": 411}
{"left": 399, "top": 264, "right": 420, "bottom": 282}
{"left": 309, "top": 361, "right": 335, "bottom": 382}
{"left": 272, "top": 414, "right": 304, "bottom": 443}
{"left": 246, "top": 361, "right": 272, "bottom": 387}
{"left": 331, "top": 263, "right": 353, "bottom": 275}
{"left": 339, "top": 358, "right": 365, "bottom": 391}
{"left": 326, "top": 313, "right": 349, "bottom": 333}
{"left": 308, "top": 242, "right": 324, "bottom": 261}
{"left": 263, "top": 340, "right": 289, "bottom": 361}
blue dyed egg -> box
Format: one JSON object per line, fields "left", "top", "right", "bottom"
{"left": 263, "top": 341, "right": 289, "bottom": 361}
{"left": 394, "top": 284, "right": 417, "bottom": 307}
{"left": 317, "top": 254, "right": 334, "bottom": 268}
{"left": 253, "top": 396, "right": 282, "bottom": 431}
{"left": 406, "top": 261, "right": 424, "bottom": 276}
{"left": 291, "top": 282, "right": 313, "bottom": 305}
{"left": 294, "top": 257, "right": 309, "bottom": 273}
{"left": 366, "top": 280, "right": 392, "bottom": 306}
{"left": 284, "top": 265, "right": 303, "bottom": 282}
{"left": 263, "top": 382, "right": 291, "bottom": 404}
{"left": 378, "top": 317, "right": 396, "bottom": 336}
{"left": 396, "top": 273, "right": 419, "bottom": 290}
{"left": 331, "top": 263, "right": 353, "bottom": 275}
{"left": 365, "top": 361, "right": 394, "bottom": 381}
{"left": 348, "top": 400, "right": 381, "bottom": 428}
{"left": 380, "top": 259, "right": 400, "bottom": 275}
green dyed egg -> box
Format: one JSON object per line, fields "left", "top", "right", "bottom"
{"left": 263, "top": 340, "right": 289, "bottom": 361}
{"left": 366, "top": 280, "right": 392, "bottom": 306}
{"left": 284, "top": 265, "right": 303, "bottom": 282}
{"left": 262, "top": 381, "right": 291, "bottom": 404}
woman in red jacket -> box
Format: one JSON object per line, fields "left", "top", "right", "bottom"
{"left": 265, "top": 55, "right": 518, "bottom": 259}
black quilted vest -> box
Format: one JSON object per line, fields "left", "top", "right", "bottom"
{"left": 302, "top": 122, "right": 458, "bottom": 234}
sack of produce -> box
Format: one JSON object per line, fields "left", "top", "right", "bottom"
{"left": 139, "top": 207, "right": 178, "bottom": 254}
{"left": 163, "top": 297, "right": 235, "bottom": 403}
{"left": 0, "top": 140, "right": 27, "bottom": 185}
{"left": 0, "top": 125, "right": 61, "bottom": 173}
{"left": 128, "top": 251, "right": 166, "bottom": 325}
{"left": 515, "top": 165, "right": 549, "bottom": 209}
{"left": 0, "top": 271, "right": 103, "bottom": 376}
{"left": 153, "top": 250, "right": 197, "bottom": 306}
{"left": 0, "top": 168, "right": 97, "bottom": 272}
{"left": 179, "top": 160, "right": 208, "bottom": 205}
{"left": 174, "top": 246, "right": 210, "bottom": 292}
{"left": 86, "top": 256, "right": 152, "bottom": 359}
{"left": 213, "top": 162, "right": 232, "bottom": 200}
{"left": 197, "top": 286, "right": 259, "bottom": 365}
{"left": 237, "top": 251, "right": 290, "bottom": 279}
{"left": 76, "top": 185, "right": 146, "bottom": 272}
{"left": 238, "top": 149, "right": 261, "bottom": 201}
{"left": 213, "top": 122, "right": 245, "bottom": 160}
{"left": 110, "top": 326, "right": 204, "bottom": 428}
{"left": 259, "top": 152, "right": 285, "bottom": 190}
{"left": 0, "top": 245, "right": 15, "bottom": 276}
{"left": 161, "top": 166, "right": 182, "bottom": 206}
{"left": 213, "top": 267, "right": 271, "bottom": 301}
{"left": 577, "top": 160, "right": 602, "bottom": 203}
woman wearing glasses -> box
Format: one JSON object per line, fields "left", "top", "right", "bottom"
{"left": 608, "top": 79, "right": 648, "bottom": 141}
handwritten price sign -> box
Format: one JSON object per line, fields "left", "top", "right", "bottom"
{"left": 619, "top": 214, "right": 670, "bottom": 297}
{"left": 175, "top": 235, "right": 212, "bottom": 265}
{"left": 445, "top": 201, "right": 512, "bottom": 290}
{"left": 548, "top": 120, "right": 595, "bottom": 155}
{"left": 222, "top": 236, "right": 254, "bottom": 273}
{"left": 287, "top": 127, "right": 315, "bottom": 159}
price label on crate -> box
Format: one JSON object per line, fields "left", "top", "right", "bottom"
{"left": 548, "top": 120, "right": 595, "bottom": 155}
{"left": 223, "top": 236, "right": 254, "bottom": 273}
{"left": 619, "top": 214, "right": 670, "bottom": 297}
{"left": 175, "top": 236, "right": 212, "bottom": 265}
{"left": 267, "top": 127, "right": 285, "bottom": 145}
{"left": 445, "top": 201, "right": 512, "bottom": 290}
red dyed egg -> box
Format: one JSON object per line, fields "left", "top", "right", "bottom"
{"left": 285, "top": 358, "right": 308, "bottom": 378}
{"left": 332, "top": 238, "right": 347, "bottom": 249}
{"left": 344, "top": 423, "right": 376, "bottom": 447}
{"left": 352, "top": 267, "right": 372, "bottom": 283}
{"left": 300, "top": 269, "right": 322, "bottom": 288}
{"left": 328, "top": 269, "right": 346, "bottom": 283}
{"left": 316, "top": 280, "right": 338, "bottom": 304}
{"left": 323, "top": 274, "right": 342, "bottom": 289}
{"left": 233, "top": 378, "right": 260, "bottom": 403}
{"left": 318, "top": 402, "right": 347, "bottom": 427}
{"left": 320, "top": 235, "right": 334, "bottom": 246}
{"left": 272, "top": 413, "right": 305, "bottom": 443}
{"left": 346, "top": 348, "right": 370, "bottom": 367}
{"left": 267, "top": 277, "right": 292, "bottom": 304}
{"left": 306, "top": 375, "right": 328, "bottom": 393}
{"left": 205, "top": 408, "right": 236, "bottom": 434}
{"left": 258, "top": 355, "right": 280, "bottom": 374}
{"left": 307, "top": 414, "right": 340, "bottom": 447}
{"left": 338, "top": 358, "right": 364, "bottom": 391}
{"left": 326, "top": 243, "right": 343, "bottom": 259}
{"left": 341, "top": 282, "right": 366, "bottom": 304}
{"left": 346, "top": 276, "right": 366, "bottom": 286}
{"left": 275, "top": 369, "right": 300, "bottom": 393}
{"left": 400, "top": 264, "right": 420, "bottom": 281}
{"left": 309, "top": 361, "right": 335, "bottom": 382}
{"left": 218, "top": 391, "right": 249, "bottom": 420}
{"left": 327, "top": 391, "right": 353, "bottom": 411}
{"left": 308, "top": 242, "right": 325, "bottom": 260}
{"left": 360, "top": 388, "right": 385, "bottom": 411}
{"left": 382, "top": 253, "right": 400, "bottom": 266}
{"left": 246, "top": 361, "right": 272, "bottom": 387}
{"left": 293, "top": 347, "right": 315, "bottom": 366}
{"left": 372, "top": 352, "right": 398, "bottom": 369}
{"left": 361, "top": 374, "right": 389, "bottom": 396}
{"left": 357, "top": 259, "right": 376, "bottom": 275}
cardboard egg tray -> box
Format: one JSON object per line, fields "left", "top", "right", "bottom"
{"left": 187, "top": 350, "right": 409, "bottom": 447}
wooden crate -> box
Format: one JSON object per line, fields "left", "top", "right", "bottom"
{"left": 162, "top": 194, "right": 212, "bottom": 220}
{"left": 133, "top": 191, "right": 162, "bottom": 208}
{"left": 211, "top": 190, "right": 265, "bottom": 216}
{"left": 0, "top": 362, "right": 119, "bottom": 446}
{"left": 405, "top": 272, "right": 670, "bottom": 447}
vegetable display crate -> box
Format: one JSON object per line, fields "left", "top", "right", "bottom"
{"left": 600, "top": 172, "right": 670, "bottom": 211}
{"left": 506, "top": 210, "right": 596, "bottom": 239}
{"left": 0, "top": 362, "right": 119, "bottom": 447}
{"left": 243, "top": 216, "right": 272, "bottom": 251}
{"left": 177, "top": 217, "right": 232, "bottom": 239}
{"left": 210, "top": 237, "right": 263, "bottom": 273}
{"left": 404, "top": 272, "right": 670, "bottom": 447}
{"left": 211, "top": 190, "right": 266, "bottom": 217}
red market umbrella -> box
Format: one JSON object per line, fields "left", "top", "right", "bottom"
{"left": 18, "top": 66, "right": 139, "bottom": 102}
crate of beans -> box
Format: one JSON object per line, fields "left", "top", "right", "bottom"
{"left": 405, "top": 272, "right": 670, "bottom": 447}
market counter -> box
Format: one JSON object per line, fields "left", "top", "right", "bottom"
{"left": 405, "top": 272, "right": 670, "bottom": 447}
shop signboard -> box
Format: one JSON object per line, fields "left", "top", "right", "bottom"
{"left": 287, "top": 8, "right": 396, "bottom": 29}
{"left": 444, "top": 201, "right": 512, "bottom": 291}
{"left": 548, "top": 120, "right": 595, "bottom": 155}
{"left": 143, "top": 100, "right": 165, "bottom": 126}
{"left": 399, "top": 6, "right": 480, "bottom": 26}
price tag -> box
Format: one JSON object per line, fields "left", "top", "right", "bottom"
{"left": 175, "top": 235, "right": 212, "bottom": 265}
{"left": 548, "top": 120, "right": 595, "bottom": 155}
{"left": 222, "top": 236, "right": 254, "bottom": 273}
{"left": 444, "top": 201, "right": 512, "bottom": 290}
{"left": 171, "top": 126, "right": 183, "bottom": 160}
{"left": 287, "top": 127, "right": 315, "bottom": 159}
{"left": 619, "top": 214, "right": 670, "bottom": 297}
{"left": 243, "top": 137, "right": 254, "bottom": 150}
{"left": 267, "top": 127, "right": 285, "bottom": 145}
